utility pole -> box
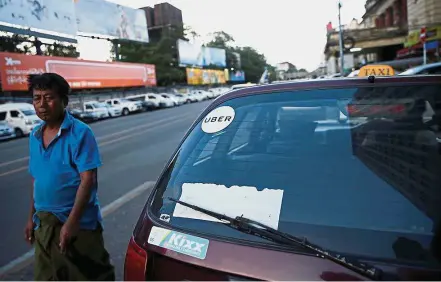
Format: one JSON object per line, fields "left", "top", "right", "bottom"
{"left": 338, "top": 1, "right": 344, "bottom": 74}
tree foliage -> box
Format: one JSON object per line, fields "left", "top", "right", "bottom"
{"left": 114, "top": 28, "right": 277, "bottom": 85}
{"left": 42, "top": 43, "right": 79, "bottom": 58}
{"left": 0, "top": 32, "right": 79, "bottom": 57}
{"left": 0, "top": 33, "right": 32, "bottom": 54}
{"left": 206, "top": 31, "right": 275, "bottom": 83}
{"left": 112, "top": 26, "right": 188, "bottom": 86}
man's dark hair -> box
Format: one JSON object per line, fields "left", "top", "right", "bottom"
{"left": 28, "top": 73, "right": 70, "bottom": 106}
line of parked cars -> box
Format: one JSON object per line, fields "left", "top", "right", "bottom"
{"left": 68, "top": 87, "right": 230, "bottom": 124}
{"left": 0, "top": 87, "right": 231, "bottom": 142}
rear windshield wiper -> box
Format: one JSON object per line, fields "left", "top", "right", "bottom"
{"left": 168, "top": 197, "right": 382, "bottom": 280}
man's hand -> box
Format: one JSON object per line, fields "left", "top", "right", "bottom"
{"left": 59, "top": 219, "right": 80, "bottom": 254}
{"left": 24, "top": 218, "right": 35, "bottom": 245}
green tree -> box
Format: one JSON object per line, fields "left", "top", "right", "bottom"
{"left": 112, "top": 26, "right": 188, "bottom": 86}
{"left": 0, "top": 32, "right": 79, "bottom": 57}
{"left": 0, "top": 32, "right": 32, "bottom": 54}
{"left": 206, "top": 31, "right": 239, "bottom": 71}
{"left": 234, "top": 46, "right": 268, "bottom": 83}
{"left": 298, "top": 68, "right": 308, "bottom": 72}
{"left": 43, "top": 43, "right": 79, "bottom": 58}
{"left": 206, "top": 31, "right": 272, "bottom": 83}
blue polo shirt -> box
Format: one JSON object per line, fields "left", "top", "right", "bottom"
{"left": 29, "top": 111, "right": 103, "bottom": 230}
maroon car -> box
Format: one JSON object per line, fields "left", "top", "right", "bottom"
{"left": 124, "top": 74, "right": 441, "bottom": 281}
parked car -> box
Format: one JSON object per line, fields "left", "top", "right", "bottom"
{"left": 68, "top": 109, "right": 98, "bottom": 123}
{"left": 126, "top": 94, "right": 159, "bottom": 110}
{"left": 399, "top": 62, "right": 441, "bottom": 76}
{"left": 83, "top": 101, "right": 110, "bottom": 120}
{"left": 0, "top": 121, "right": 16, "bottom": 141}
{"left": 158, "top": 94, "right": 177, "bottom": 108}
{"left": 105, "top": 98, "right": 143, "bottom": 116}
{"left": 0, "top": 103, "right": 42, "bottom": 137}
{"left": 124, "top": 66, "right": 441, "bottom": 281}
{"left": 171, "top": 94, "right": 188, "bottom": 105}
{"left": 100, "top": 102, "right": 122, "bottom": 117}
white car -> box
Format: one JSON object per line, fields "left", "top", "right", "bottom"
{"left": 100, "top": 103, "right": 122, "bottom": 118}
{"left": 127, "top": 94, "right": 161, "bottom": 109}
{"left": 105, "top": 98, "right": 143, "bottom": 116}
{"left": 159, "top": 94, "right": 178, "bottom": 107}
{"left": 194, "top": 90, "right": 211, "bottom": 100}
{"left": 0, "top": 121, "right": 16, "bottom": 141}
{"left": 169, "top": 94, "right": 186, "bottom": 105}
{"left": 83, "top": 102, "right": 110, "bottom": 120}
{"left": 190, "top": 91, "right": 207, "bottom": 102}
{"left": 399, "top": 62, "right": 441, "bottom": 76}
{"left": 0, "top": 103, "right": 42, "bottom": 137}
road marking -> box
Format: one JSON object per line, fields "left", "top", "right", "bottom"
{"left": 0, "top": 157, "right": 30, "bottom": 168}
{"left": 95, "top": 113, "right": 187, "bottom": 142}
{"left": 0, "top": 113, "right": 193, "bottom": 178}
{"left": 0, "top": 166, "right": 28, "bottom": 177}
{"left": 99, "top": 113, "right": 193, "bottom": 147}
{"left": 0, "top": 180, "right": 155, "bottom": 278}
{"left": 0, "top": 112, "right": 191, "bottom": 169}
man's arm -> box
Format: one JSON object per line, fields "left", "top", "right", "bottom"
{"left": 59, "top": 126, "right": 102, "bottom": 252}
{"left": 68, "top": 126, "right": 102, "bottom": 223}
{"left": 29, "top": 179, "right": 35, "bottom": 220}
{"left": 66, "top": 169, "right": 97, "bottom": 224}
{"left": 24, "top": 179, "right": 35, "bottom": 244}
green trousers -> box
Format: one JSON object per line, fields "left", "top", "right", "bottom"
{"left": 34, "top": 212, "right": 115, "bottom": 281}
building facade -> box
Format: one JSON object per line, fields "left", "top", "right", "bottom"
{"left": 325, "top": 0, "right": 409, "bottom": 74}
{"left": 140, "top": 2, "right": 184, "bottom": 42}
{"left": 398, "top": 0, "right": 441, "bottom": 61}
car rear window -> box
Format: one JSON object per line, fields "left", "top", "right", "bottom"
{"left": 150, "top": 85, "right": 441, "bottom": 266}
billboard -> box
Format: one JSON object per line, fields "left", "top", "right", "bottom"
{"left": 0, "top": 0, "right": 77, "bottom": 36}
{"left": 186, "top": 68, "right": 226, "bottom": 85}
{"left": 75, "top": 0, "right": 149, "bottom": 42}
{"left": 232, "top": 52, "right": 241, "bottom": 68}
{"left": 229, "top": 70, "right": 246, "bottom": 82}
{"left": 0, "top": 52, "right": 156, "bottom": 91}
{"left": 178, "top": 39, "right": 226, "bottom": 67}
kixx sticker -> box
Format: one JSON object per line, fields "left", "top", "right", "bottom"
{"left": 148, "top": 226, "right": 209, "bottom": 259}
{"left": 201, "top": 106, "right": 235, "bottom": 133}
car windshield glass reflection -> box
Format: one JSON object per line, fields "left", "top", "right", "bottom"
{"left": 21, "top": 109, "right": 36, "bottom": 116}
{"left": 150, "top": 85, "right": 441, "bottom": 269}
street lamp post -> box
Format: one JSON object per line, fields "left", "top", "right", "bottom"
{"left": 338, "top": 1, "right": 344, "bottom": 74}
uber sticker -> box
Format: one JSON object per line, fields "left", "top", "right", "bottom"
{"left": 148, "top": 226, "right": 209, "bottom": 260}
{"left": 201, "top": 106, "right": 235, "bottom": 133}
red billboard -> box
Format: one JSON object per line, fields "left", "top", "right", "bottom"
{"left": 0, "top": 52, "right": 156, "bottom": 91}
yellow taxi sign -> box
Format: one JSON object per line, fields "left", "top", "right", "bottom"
{"left": 358, "top": 65, "right": 395, "bottom": 77}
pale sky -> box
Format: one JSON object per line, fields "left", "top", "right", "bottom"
{"left": 78, "top": 0, "right": 366, "bottom": 71}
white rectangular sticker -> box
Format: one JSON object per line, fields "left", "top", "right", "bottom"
{"left": 148, "top": 226, "right": 210, "bottom": 260}
{"left": 172, "top": 183, "right": 284, "bottom": 230}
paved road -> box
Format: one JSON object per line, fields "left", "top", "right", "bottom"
{"left": 0, "top": 100, "right": 211, "bottom": 280}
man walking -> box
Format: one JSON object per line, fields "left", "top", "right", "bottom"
{"left": 24, "top": 73, "right": 115, "bottom": 281}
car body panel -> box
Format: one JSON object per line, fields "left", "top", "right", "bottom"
{"left": 0, "top": 121, "right": 16, "bottom": 140}
{"left": 126, "top": 75, "right": 441, "bottom": 281}
{"left": 0, "top": 103, "right": 42, "bottom": 136}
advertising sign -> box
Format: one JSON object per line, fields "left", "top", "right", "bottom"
{"left": 0, "top": 52, "right": 156, "bottom": 91}
{"left": 229, "top": 70, "right": 245, "bottom": 82}
{"left": 178, "top": 39, "right": 226, "bottom": 67}
{"left": 75, "top": 0, "right": 149, "bottom": 42}
{"left": 0, "top": 0, "right": 77, "bottom": 36}
{"left": 186, "top": 68, "right": 226, "bottom": 85}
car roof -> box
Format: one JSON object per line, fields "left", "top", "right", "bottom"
{"left": 0, "top": 102, "right": 34, "bottom": 109}
{"left": 214, "top": 75, "right": 441, "bottom": 106}
{"left": 399, "top": 62, "right": 441, "bottom": 75}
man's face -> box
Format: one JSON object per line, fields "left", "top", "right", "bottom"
{"left": 32, "top": 88, "right": 65, "bottom": 122}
